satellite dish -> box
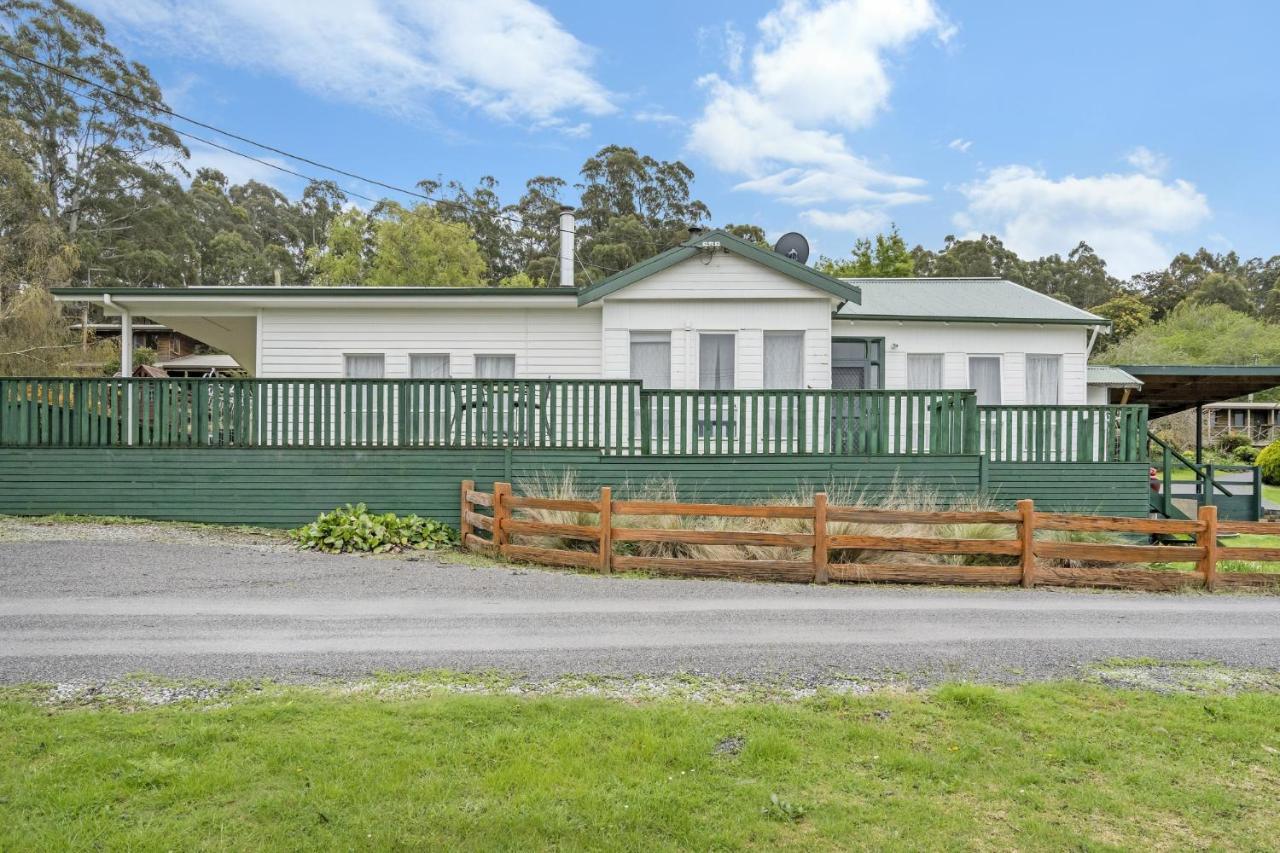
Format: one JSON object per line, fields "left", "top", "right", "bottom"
{"left": 773, "top": 232, "right": 810, "bottom": 264}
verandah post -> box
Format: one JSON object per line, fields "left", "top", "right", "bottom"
{"left": 1197, "top": 504, "right": 1218, "bottom": 591}
{"left": 459, "top": 479, "right": 475, "bottom": 545}
{"left": 598, "top": 485, "right": 612, "bottom": 574}
{"left": 813, "top": 491, "right": 829, "bottom": 584}
{"left": 1017, "top": 498, "right": 1036, "bottom": 588}
{"left": 493, "top": 481, "right": 512, "bottom": 558}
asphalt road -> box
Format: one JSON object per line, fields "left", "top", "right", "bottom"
{"left": 4, "top": 535, "right": 1280, "bottom": 685}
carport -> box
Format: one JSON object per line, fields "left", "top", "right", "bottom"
{"left": 1110, "top": 365, "right": 1280, "bottom": 463}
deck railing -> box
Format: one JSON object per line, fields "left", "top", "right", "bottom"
{"left": 637, "top": 389, "right": 978, "bottom": 455}
{"left": 0, "top": 378, "right": 642, "bottom": 450}
{"left": 977, "top": 404, "right": 1148, "bottom": 463}
{"left": 0, "top": 377, "right": 1146, "bottom": 462}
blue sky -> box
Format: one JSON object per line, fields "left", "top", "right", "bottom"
{"left": 83, "top": 1, "right": 1279, "bottom": 278}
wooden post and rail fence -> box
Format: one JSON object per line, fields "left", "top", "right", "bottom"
{"left": 461, "top": 481, "right": 1280, "bottom": 592}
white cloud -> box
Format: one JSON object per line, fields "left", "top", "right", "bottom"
{"left": 948, "top": 137, "right": 972, "bottom": 153}
{"left": 688, "top": 0, "right": 948, "bottom": 232}
{"left": 180, "top": 141, "right": 302, "bottom": 192}
{"left": 800, "top": 207, "right": 889, "bottom": 234}
{"left": 634, "top": 110, "right": 682, "bottom": 126}
{"left": 1125, "top": 145, "right": 1170, "bottom": 176}
{"left": 85, "top": 0, "right": 614, "bottom": 130}
{"left": 955, "top": 164, "right": 1210, "bottom": 277}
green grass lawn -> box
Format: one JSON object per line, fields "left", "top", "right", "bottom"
{"left": 3, "top": 678, "right": 1279, "bottom": 850}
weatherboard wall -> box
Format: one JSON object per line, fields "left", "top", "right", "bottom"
{"left": 836, "top": 319, "right": 1090, "bottom": 405}
{"left": 0, "top": 448, "right": 1147, "bottom": 526}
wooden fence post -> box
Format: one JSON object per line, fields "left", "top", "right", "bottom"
{"left": 459, "top": 479, "right": 474, "bottom": 545}
{"left": 813, "top": 491, "right": 829, "bottom": 584}
{"left": 599, "top": 485, "right": 613, "bottom": 574}
{"left": 1197, "top": 504, "right": 1218, "bottom": 591}
{"left": 1017, "top": 498, "right": 1036, "bottom": 588}
{"left": 493, "top": 481, "right": 511, "bottom": 557}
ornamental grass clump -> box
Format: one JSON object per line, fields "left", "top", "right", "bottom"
{"left": 290, "top": 503, "right": 458, "bottom": 554}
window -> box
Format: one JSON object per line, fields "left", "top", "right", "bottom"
{"left": 474, "top": 355, "right": 515, "bottom": 379}
{"left": 906, "top": 354, "right": 944, "bottom": 390}
{"left": 629, "top": 331, "right": 671, "bottom": 388}
{"left": 832, "top": 338, "right": 882, "bottom": 390}
{"left": 699, "top": 333, "right": 735, "bottom": 390}
{"left": 343, "top": 353, "right": 384, "bottom": 378}
{"left": 409, "top": 353, "right": 450, "bottom": 379}
{"left": 1025, "top": 355, "right": 1061, "bottom": 405}
{"left": 968, "top": 356, "right": 1002, "bottom": 405}
{"left": 1232, "top": 411, "right": 1247, "bottom": 428}
{"left": 764, "top": 332, "right": 805, "bottom": 389}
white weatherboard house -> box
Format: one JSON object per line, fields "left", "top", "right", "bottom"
{"left": 57, "top": 224, "right": 1115, "bottom": 404}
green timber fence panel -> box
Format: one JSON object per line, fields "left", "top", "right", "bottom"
{"left": 0, "top": 447, "right": 1150, "bottom": 527}
{"left": 985, "top": 462, "right": 1151, "bottom": 516}
{"left": 977, "top": 405, "right": 1148, "bottom": 463}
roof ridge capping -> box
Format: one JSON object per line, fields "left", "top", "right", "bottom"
{"left": 576, "top": 228, "right": 862, "bottom": 306}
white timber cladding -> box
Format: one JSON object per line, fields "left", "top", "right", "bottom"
{"left": 836, "top": 319, "right": 1090, "bottom": 404}
{"left": 257, "top": 307, "right": 603, "bottom": 378}
{"left": 602, "top": 299, "right": 833, "bottom": 389}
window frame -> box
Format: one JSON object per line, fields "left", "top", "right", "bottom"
{"left": 905, "top": 353, "right": 945, "bottom": 390}
{"left": 763, "top": 330, "right": 806, "bottom": 390}
{"left": 408, "top": 352, "right": 452, "bottom": 379}
{"left": 1024, "top": 353, "right": 1062, "bottom": 406}
{"left": 697, "top": 331, "right": 737, "bottom": 391}
{"left": 966, "top": 354, "right": 1003, "bottom": 405}
{"left": 473, "top": 353, "right": 516, "bottom": 379}
{"left": 628, "top": 330, "right": 672, "bottom": 389}
{"left": 342, "top": 352, "right": 386, "bottom": 379}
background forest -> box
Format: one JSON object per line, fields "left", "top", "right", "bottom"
{"left": 2, "top": 0, "right": 1280, "bottom": 376}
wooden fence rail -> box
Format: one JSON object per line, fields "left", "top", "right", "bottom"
{"left": 461, "top": 482, "right": 1280, "bottom": 592}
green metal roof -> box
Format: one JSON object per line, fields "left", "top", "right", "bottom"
{"left": 575, "top": 229, "right": 863, "bottom": 306}
{"left": 51, "top": 286, "right": 579, "bottom": 298}
{"left": 834, "top": 277, "right": 1108, "bottom": 326}
{"left": 1087, "top": 365, "right": 1143, "bottom": 387}
{"left": 1109, "top": 364, "right": 1280, "bottom": 418}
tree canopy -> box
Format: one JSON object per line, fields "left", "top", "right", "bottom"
{"left": 1098, "top": 303, "right": 1280, "bottom": 366}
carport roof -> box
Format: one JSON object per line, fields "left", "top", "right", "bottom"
{"left": 1110, "top": 365, "right": 1280, "bottom": 418}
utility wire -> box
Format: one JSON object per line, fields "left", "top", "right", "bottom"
{"left": 0, "top": 46, "right": 694, "bottom": 274}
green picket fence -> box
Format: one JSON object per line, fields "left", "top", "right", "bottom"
{"left": 977, "top": 404, "right": 1148, "bottom": 463}
{"left": 0, "top": 378, "right": 1147, "bottom": 462}
{"left": 636, "top": 389, "right": 979, "bottom": 455}
{"left": 0, "top": 378, "right": 642, "bottom": 450}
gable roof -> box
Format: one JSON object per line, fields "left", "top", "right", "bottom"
{"left": 834, "top": 277, "right": 1109, "bottom": 326}
{"left": 576, "top": 229, "right": 862, "bottom": 306}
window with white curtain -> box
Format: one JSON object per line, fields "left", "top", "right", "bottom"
{"left": 474, "top": 355, "right": 515, "bottom": 379}
{"left": 1025, "top": 355, "right": 1061, "bottom": 404}
{"left": 764, "top": 331, "right": 805, "bottom": 389}
{"left": 968, "top": 356, "right": 1002, "bottom": 405}
{"left": 629, "top": 331, "right": 671, "bottom": 388}
{"left": 699, "top": 333, "right": 735, "bottom": 389}
{"left": 343, "top": 353, "right": 385, "bottom": 378}
{"left": 409, "top": 353, "right": 451, "bottom": 379}
{"left": 906, "top": 354, "right": 944, "bottom": 389}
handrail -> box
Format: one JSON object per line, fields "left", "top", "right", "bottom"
{"left": 1147, "top": 431, "right": 1236, "bottom": 498}
{"left": 978, "top": 404, "right": 1148, "bottom": 463}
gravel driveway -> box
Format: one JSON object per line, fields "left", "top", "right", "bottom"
{"left": 3, "top": 518, "right": 1280, "bottom": 685}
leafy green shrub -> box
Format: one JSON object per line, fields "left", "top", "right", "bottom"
{"left": 1257, "top": 440, "right": 1280, "bottom": 485}
{"left": 1233, "top": 445, "right": 1259, "bottom": 463}
{"left": 1216, "top": 432, "right": 1253, "bottom": 453}
{"left": 290, "top": 503, "right": 457, "bottom": 554}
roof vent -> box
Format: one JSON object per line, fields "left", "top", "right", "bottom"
{"left": 773, "top": 232, "right": 810, "bottom": 264}
{"left": 687, "top": 225, "right": 704, "bottom": 238}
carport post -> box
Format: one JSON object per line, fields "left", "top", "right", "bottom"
{"left": 120, "top": 305, "right": 133, "bottom": 446}
{"left": 1195, "top": 402, "right": 1203, "bottom": 466}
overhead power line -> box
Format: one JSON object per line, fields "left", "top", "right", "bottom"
{"left": 0, "top": 45, "right": 695, "bottom": 274}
